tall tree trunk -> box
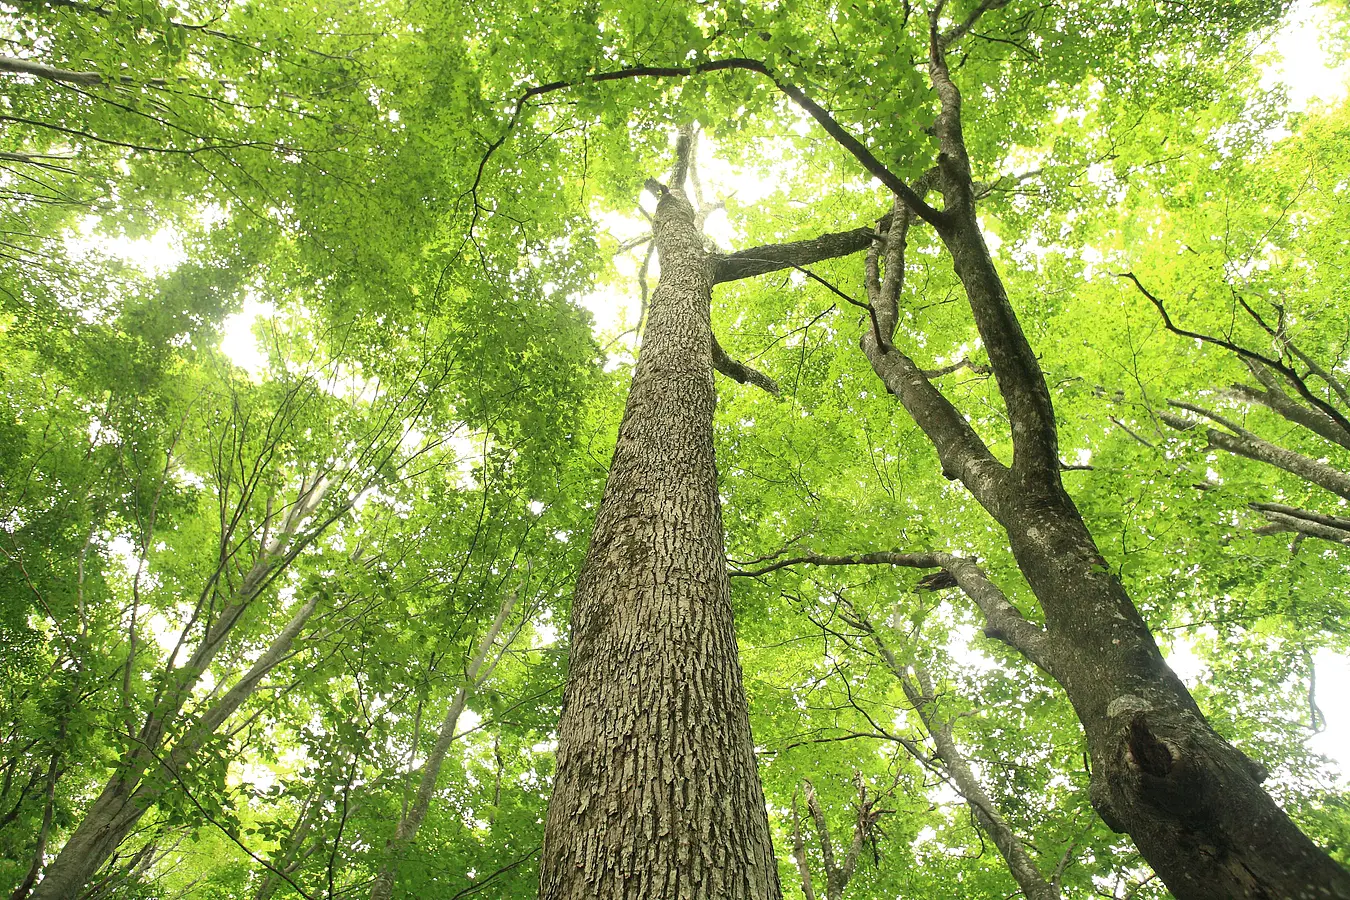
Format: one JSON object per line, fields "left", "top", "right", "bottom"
{"left": 538, "top": 142, "right": 781, "bottom": 900}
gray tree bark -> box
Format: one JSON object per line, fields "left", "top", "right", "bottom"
{"left": 538, "top": 136, "right": 781, "bottom": 900}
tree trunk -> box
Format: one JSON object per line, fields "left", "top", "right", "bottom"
{"left": 29, "top": 593, "right": 320, "bottom": 900}
{"left": 370, "top": 578, "right": 521, "bottom": 900}
{"left": 998, "top": 488, "right": 1350, "bottom": 900}
{"left": 538, "top": 157, "right": 780, "bottom": 899}
{"left": 902, "top": 666, "right": 1059, "bottom": 900}
{"left": 834, "top": 19, "right": 1350, "bottom": 894}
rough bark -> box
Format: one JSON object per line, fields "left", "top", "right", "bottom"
{"left": 539, "top": 146, "right": 780, "bottom": 899}
{"left": 370, "top": 578, "right": 523, "bottom": 900}
{"left": 713, "top": 228, "right": 878, "bottom": 284}
{"left": 490, "top": 39, "right": 1350, "bottom": 899}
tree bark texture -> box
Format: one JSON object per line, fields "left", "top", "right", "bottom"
{"left": 539, "top": 181, "right": 780, "bottom": 900}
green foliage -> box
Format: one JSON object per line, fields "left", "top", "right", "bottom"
{"left": 3, "top": 0, "right": 1350, "bottom": 897}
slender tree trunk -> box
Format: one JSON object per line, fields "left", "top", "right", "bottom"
{"left": 29, "top": 594, "right": 320, "bottom": 900}
{"left": 902, "top": 666, "right": 1059, "bottom": 900}
{"left": 8, "top": 750, "right": 59, "bottom": 900}
{"left": 369, "top": 580, "right": 521, "bottom": 900}
{"left": 539, "top": 146, "right": 780, "bottom": 899}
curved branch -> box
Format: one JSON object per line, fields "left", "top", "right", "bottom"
{"left": 1116, "top": 272, "right": 1350, "bottom": 440}
{"left": 712, "top": 336, "right": 780, "bottom": 395}
{"left": 470, "top": 58, "right": 949, "bottom": 232}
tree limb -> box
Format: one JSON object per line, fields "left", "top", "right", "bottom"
{"left": 730, "top": 550, "right": 1053, "bottom": 672}
{"left": 1160, "top": 406, "right": 1350, "bottom": 501}
{"left": 473, "top": 58, "right": 949, "bottom": 231}
{"left": 1116, "top": 272, "right": 1350, "bottom": 440}
{"left": 713, "top": 226, "right": 880, "bottom": 284}
{"left": 712, "top": 335, "right": 780, "bottom": 395}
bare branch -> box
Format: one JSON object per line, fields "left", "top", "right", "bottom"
{"left": 1116, "top": 272, "right": 1350, "bottom": 439}
{"left": 713, "top": 226, "right": 880, "bottom": 284}
{"left": 730, "top": 550, "right": 1054, "bottom": 672}
{"left": 1161, "top": 405, "right": 1350, "bottom": 501}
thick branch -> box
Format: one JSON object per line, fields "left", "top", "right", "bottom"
{"left": 1252, "top": 509, "right": 1350, "bottom": 545}
{"left": 1250, "top": 502, "right": 1350, "bottom": 535}
{"left": 925, "top": 15, "right": 1062, "bottom": 481}
{"left": 712, "top": 226, "right": 879, "bottom": 284}
{"left": 862, "top": 337, "right": 1010, "bottom": 504}
{"left": 1161, "top": 407, "right": 1350, "bottom": 501}
{"left": 0, "top": 54, "right": 131, "bottom": 87}
{"left": 921, "top": 357, "right": 992, "bottom": 379}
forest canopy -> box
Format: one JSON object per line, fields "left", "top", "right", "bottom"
{"left": 2, "top": 0, "right": 1350, "bottom": 898}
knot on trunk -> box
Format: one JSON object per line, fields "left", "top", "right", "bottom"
{"left": 916, "top": 569, "right": 958, "bottom": 592}
{"left": 1126, "top": 718, "right": 1178, "bottom": 777}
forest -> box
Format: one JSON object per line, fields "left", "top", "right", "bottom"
{"left": 3, "top": 0, "right": 1350, "bottom": 897}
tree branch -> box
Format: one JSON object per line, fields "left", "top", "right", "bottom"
{"left": 0, "top": 54, "right": 163, "bottom": 87}
{"left": 1116, "top": 272, "right": 1350, "bottom": 440}
{"left": 730, "top": 550, "right": 1053, "bottom": 672}
{"left": 1232, "top": 360, "right": 1350, "bottom": 451}
{"left": 791, "top": 787, "right": 818, "bottom": 900}
{"left": 712, "top": 226, "right": 880, "bottom": 284}
{"left": 1160, "top": 405, "right": 1350, "bottom": 501}
{"left": 472, "top": 58, "right": 949, "bottom": 232}
{"left": 712, "top": 335, "right": 780, "bottom": 395}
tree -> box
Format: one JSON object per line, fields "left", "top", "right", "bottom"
{"left": 491, "top": 3, "right": 1350, "bottom": 895}
{"left": 5, "top": 0, "right": 1350, "bottom": 897}
{"left": 540, "top": 130, "right": 782, "bottom": 899}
